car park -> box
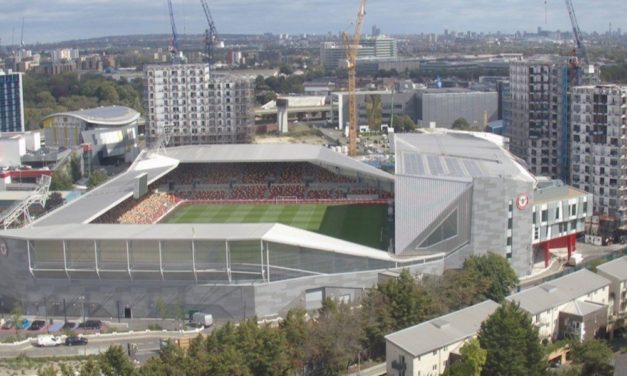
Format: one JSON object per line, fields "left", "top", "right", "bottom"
{"left": 65, "top": 336, "right": 88, "bottom": 346}
{"left": 62, "top": 321, "right": 77, "bottom": 330}
{"left": 78, "top": 320, "right": 102, "bottom": 330}
{"left": 17, "top": 319, "right": 31, "bottom": 330}
{"left": 1, "top": 320, "right": 14, "bottom": 329}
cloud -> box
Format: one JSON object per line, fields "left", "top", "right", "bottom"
{"left": 0, "top": 0, "right": 625, "bottom": 44}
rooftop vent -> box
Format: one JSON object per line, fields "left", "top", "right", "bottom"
{"left": 432, "top": 319, "right": 451, "bottom": 329}
{"left": 541, "top": 284, "right": 557, "bottom": 293}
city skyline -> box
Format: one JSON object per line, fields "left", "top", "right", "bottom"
{"left": 0, "top": 0, "right": 625, "bottom": 45}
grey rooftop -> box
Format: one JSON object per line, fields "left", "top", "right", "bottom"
{"left": 42, "top": 106, "right": 140, "bottom": 126}
{"left": 507, "top": 269, "right": 610, "bottom": 315}
{"left": 385, "top": 300, "right": 499, "bottom": 357}
{"left": 596, "top": 256, "right": 627, "bottom": 281}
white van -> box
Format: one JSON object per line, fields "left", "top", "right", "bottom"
{"left": 568, "top": 253, "right": 584, "bottom": 266}
{"left": 191, "top": 312, "right": 214, "bottom": 328}
{"left": 36, "top": 335, "right": 63, "bottom": 347}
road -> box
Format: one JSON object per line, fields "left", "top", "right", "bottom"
{"left": 0, "top": 329, "right": 205, "bottom": 360}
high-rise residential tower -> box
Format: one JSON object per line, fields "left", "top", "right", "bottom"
{"left": 570, "top": 84, "right": 627, "bottom": 231}
{"left": 144, "top": 64, "right": 254, "bottom": 146}
{"left": 0, "top": 70, "right": 25, "bottom": 133}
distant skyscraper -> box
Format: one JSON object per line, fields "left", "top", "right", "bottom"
{"left": 506, "top": 56, "right": 578, "bottom": 180}
{"left": 570, "top": 84, "right": 627, "bottom": 229}
{"left": 0, "top": 70, "right": 25, "bottom": 133}
{"left": 320, "top": 36, "right": 397, "bottom": 69}
{"left": 371, "top": 25, "right": 381, "bottom": 37}
{"left": 144, "top": 64, "right": 254, "bottom": 146}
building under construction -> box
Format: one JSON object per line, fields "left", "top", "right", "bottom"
{"left": 143, "top": 64, "right": 255, "bottom": 146}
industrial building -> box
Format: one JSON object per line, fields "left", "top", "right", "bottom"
{"left": 0, "top": 69, "right": 25, "bottom": 133}
{"left": 143, "top": 64, "right": 255, "bottom": 146}
{"left": 506, "top": 55, "right": 577, "bottom": 181}
{"left": 393, "top": 131, "right": 591, "bottom": 275}
{"left": 570, "top": 84, "right": 627, "bottom": 235}
{"left": 414, "top": 89, "right": 498, "bottom": 129}
{"left": 320, "top": 36, "right": 398, "bottom": 70}
{"left": 42, "top": 106, "right": 140, "bottom": 164}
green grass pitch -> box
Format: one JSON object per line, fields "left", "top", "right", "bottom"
{"left": 163, "top": 203, "right": 389, "bottom": 250}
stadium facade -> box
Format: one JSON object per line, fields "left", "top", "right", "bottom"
{"left": 0, "top": 136, "right": 591, "bottom": 320}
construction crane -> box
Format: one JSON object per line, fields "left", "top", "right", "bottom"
{"left": 200, "top": 0, "right": 219, "bottom": 71}
{"left": 342, "top": 0, "right": 366, "bottom": 157}
{"left": 167, "top": 0, "right": 184, "bottom": 64}
{"left": 564, "top": 0, "right": 588, "bottom": 64}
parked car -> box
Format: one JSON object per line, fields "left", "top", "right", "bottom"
{"left": 16, "top": 319, "right": 31, "bottom": 330}
{"left": 36, "top": 335, "right": 63, "bottom": 347}
{"left": 65, "top": 336, "right": 88, "bottom": 346}
{"left": 78, "top": 320, "right": 102, "bottom": 330}
{"left": 190, "top": 312, "right": 214, "bottom": 328}
{"left": 62, "top": 321, "right": 77, "bottom": 330}
{"left": 1, "top": 320, "right": 14, "bottom": 329}
{"left": 28, "top": 320, "right": 46, "bottom": 331}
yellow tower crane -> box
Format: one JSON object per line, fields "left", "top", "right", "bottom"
{"left": 342, "top": 0, "right": 366, "bottom": 157}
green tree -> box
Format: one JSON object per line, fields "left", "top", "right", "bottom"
{"left": 478, "top": 302, "right": 546, "bottom": 376}
{"left": 365, "top": 94, "right": 383, "bottom": 131}
{"left": 98, "top": 345, "right": 136, "bottom": 376}
{"left": 360, "top": 288, "right": 394, "bottom": 360}
{"left": 391, "top": 114, "right": 416, "bottom": 132}
{"left": 570, "top": 339, "right": 614, "bottom": 376}
{"left": 440, "top": 269, "right": 491, "bottom": 311}
{"left": 452, "top": 117, "right": 472, "bottom": 130}
{"left": 37, "top": 365, "right": 57, "bottom": 376}
{"left": 280, "top": 308, "right": 310, "bottom": 370}
{"left": 79, "top": 359, "right": 101, "bottom": 376}
{"left": 463, "top": 253, "right": 518, "bottom": 302}
{"left": 11, "top": 303, "right": 23, "bottom": 337}
{"left": 155, "top": 297, "right": 167, "bottom": 323}
{"left": 88, "top": 170, "right": 109, "bottom": 189}
{"left": 45, "top": 192, "right": 64, "bottom": 212}
{"left": 378, "top": 269, "right": 433, "bottom": 330}
{"left": 443, "top": 338, "right": 486, "bottom": 376}
{"left": 50, "top": 170, "right": 73, "bottom": 191}
{"left": 70, "top": 154, "right": 82, "bottom": 182}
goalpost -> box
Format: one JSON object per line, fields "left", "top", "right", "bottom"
{"left": 275, "top": 196, "right": 299, "bottom": 204}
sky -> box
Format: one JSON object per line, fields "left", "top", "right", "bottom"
{"left": 0, "top": 0, "right": 626, "bottom": 45}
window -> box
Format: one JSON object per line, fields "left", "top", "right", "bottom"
{"left": 508, "top": 218, "right": 513, "bottom": 230}
{"left": 419, "top": 210, "right": 458, "bottom": 248}
{"left": 570, "top": 204, "right": 577, "bottom": 216}
{"left": 541, "top": 209, "right": 548, "bottom": 222}
{"left": 555, "top": 206, "right": 561, "bottom": 220}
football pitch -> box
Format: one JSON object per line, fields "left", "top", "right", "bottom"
{"left": 163, "top": 203, "right": 389, "bottom": 250}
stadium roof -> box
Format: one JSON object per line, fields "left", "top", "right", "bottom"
{"left": 164, "top": 144, "right": 393, "bottom": 181}
{"left": 34, "top": 153, "right": 179, "bottom": 226}
{"left": 394, "top": 131, "right": 535, "bottom": 183}
{"left": 385, "top": 300, "right": 499, "bottom": 357}
{"left": 32, "top": 144, "right": 391, "bottom": 227}
{"left": 0, "top": 223, "right": 443, "bottom": 263}
{"left": 596, "top": 256, "right": 627, "bottom": 281}
{"left": 506, "top": 269, "right": 610, "bottom": 315}
{"left": 42, "top": 106, "right": 140, "bottom": 126}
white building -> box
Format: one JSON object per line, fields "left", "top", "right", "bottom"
{"left": 596, "top": 256, "right": 627, "bottom": 317}
{"left": 143, "top": 64, "right": 255, "bottom": 146}
{"left": 385, "top": 300, "right": 499, "bottom": 376}
{"left": 507, "top": 269, "right": 610, "bottom": 341}
{"left": 570, "top": 84, "right": 627, "bottom": 232}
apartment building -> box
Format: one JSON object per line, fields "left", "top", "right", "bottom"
{"left": 320, "top": 36, "right": 398, "bottom": 70}
{"left": 570, "top": 84, "right": 627, "bottom": 231}
{"left": 507, "top": 269, "right": 610, "bottom": 341}
{"left": 506, "top": 56, "right": 576, "bottom": 181}
{"left": 385, "top": 300, "right": 499, "bottom": 376}
{"left": 144, "top": 64, "right": 254, "bottom": 146}
{"left": 0, "top": 69, "right": 25, "bottom": 133}
{"left": 596, "top": 256, "right": 627, "bottom": 317}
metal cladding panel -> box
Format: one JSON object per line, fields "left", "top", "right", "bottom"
{"left": 395, "top": 175, "right": 471, "bottom": 253}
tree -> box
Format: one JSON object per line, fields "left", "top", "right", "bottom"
{"left": 70, "top": 154, "right": 82, "bottom": 182}
{"left": 155, "top": 298, "right": 168, "bottom": 324}
{"left": 390, "top": 114, "right": 416, "bottom": 132}
{"left": 280, "top": 309, "right": 310, "bottom": 370}
{"left": 463, "top": 253, "right": 518, "bottom": 302}
{"left": 45, "top": 192, "right": 64, "bottom": 212}
{"left": 452, "top": 117, "right": 472, "bottom": 130}
{"left": 378, "top": 269, "right": 434, "bottom": 330}
{"left": 360, "top": 288, "right": 394, "bottom": 360}
{"left": 478, "top": 302, "right": 546, "bottom": 376}
{"left": 98, "top": 345, "right": 136, "bottom": 376}
{"left": 88, "top": 170, "right": 109, "bottom": 189}
{"left": 443, "top": 338, "right": 486, "bottom": 376}
{"left": 79, "top": 359, "right": 101, "bottom": 376}
{"left": 570, "top": 339, "right": 614, "bottom": 376}
{"left": 365, "top": 94, "right": 383, "bottom": 131}
{"left": 11, "top": 303, "right": 23, "bottom": 337}
{"left": 37, "top": 365, "right": 57, "bottom": 376}
{"left": 50, "top": 170, "right": 73, "bottom": 191}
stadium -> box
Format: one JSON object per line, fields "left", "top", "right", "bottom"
{"left": 0, "top": 143, "right": 444, "bottom": 320}
{"left": 0, "top": 131, "right": 591, "bottom": 320}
